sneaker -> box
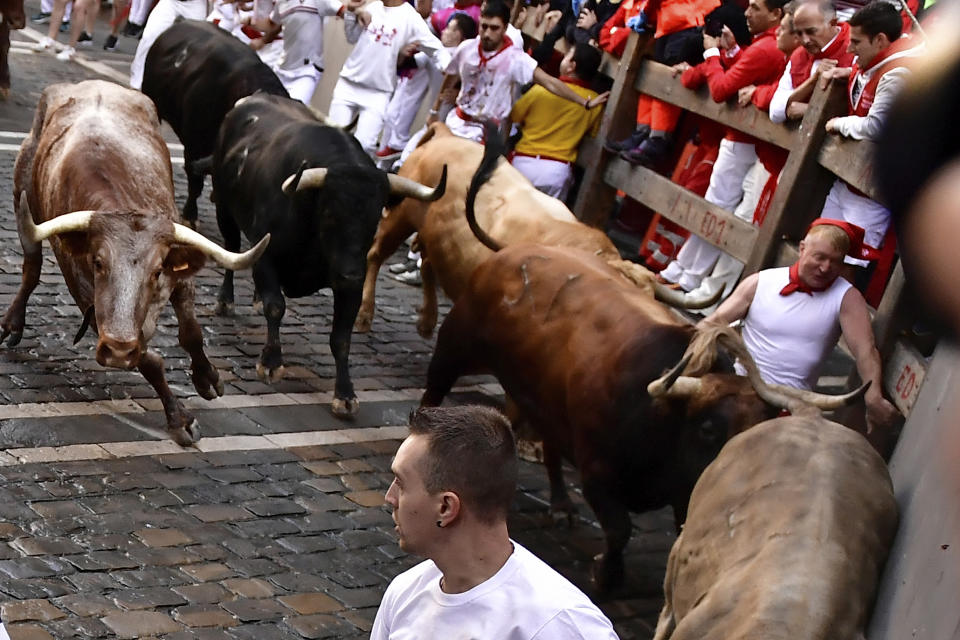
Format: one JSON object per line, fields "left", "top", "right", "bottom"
{"left": 621, "top": 135, "right": 671, "bottom": 167}
{"left": 59, "top": 20, "right": 70, "bottom": 33}
{"left": 39, "top": 35, "right": 56, "bottom": 49}
{"left": 122, "top": 21, "right": 144, "bottom": 37}
{"left": 30, "top": 11, "right": 51, "bottom": 24}
{"left": 77, "top": 31, "right": 93, "bottom": 47}
{"left": 393, "top": 268, "right": 422, "bottom": 286}
{"left": 603, "top": 124, "right": 651, "bottom": 154}
{"left": 103, "top": 34, "right": 118, "bottom": 51}
{"left": 388, "top": 259, "right": 419, "bottom": 274}
{"left": 55, "top": 46, "right": 76, "bottom": 61}
{"left": 375, "top": 146, "right": 402, "bottom": 159}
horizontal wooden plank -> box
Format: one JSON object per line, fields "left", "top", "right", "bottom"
{"left": 634, "top": 61, "right": 798, "bottom": 150}
{"left": 604, "top": 157, "right": 758, "bottom": 262}
{"left": 884, "top": 340, "right": 927, "bottom": 416}
{"left": 817, "top": 135, "right": 881, "bottom": 202}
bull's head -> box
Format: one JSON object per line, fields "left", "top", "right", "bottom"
{"left": 17, "top": 194, "right": 269, "bottom": 369}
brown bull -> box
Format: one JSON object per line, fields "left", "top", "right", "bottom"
{"left": 0, "top": 0, "right": 24, "bottom": 99}
{"left": 356, "top": 122, "right": 709, "bottom": 338}
{"left": 3, "top": 80, "right": 267, "bottom": 445}
{"left": 420, "top": 144, "right": 869, "bottom": 590}
{"left": 653, "top": 416, "right": 898, "bottom": 640}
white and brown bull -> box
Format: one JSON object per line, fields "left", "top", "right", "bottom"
{"left": 2, "top": 80, "right": 268, "bottom": 446}
{"left": 653, "top": 415, "right": 898, "bottom": 640}
{"left": 355, "top": 122, "right": 712, "bottom": 338}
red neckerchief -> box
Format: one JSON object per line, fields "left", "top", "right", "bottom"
{"left": 558, "top": 75, "right": 591, "bottom": 89}
{"left": 780, "top": 262, "right": 827, "bottom": 296}
{"left": 477, "top": 36, "right": 513, "bottom": 69}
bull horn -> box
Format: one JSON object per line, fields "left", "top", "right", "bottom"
{"left": 306, "top": 105, "right": 344, "bottom": 128}
{"left": 387, "top": 165, "right": 447, "bottom": 201}
{"left": 283, "top": 167, "right": 327, "bottom": 194}
{"left": 172, "top": 224, "right": 271, "bottom": 271}
{"left": 19, "top": 199, "right": 95, "bottom": 244}
{"left": 649, "top": 375, "right": 703, "bottom": 398}
{"left": 771, "top": 380, "right": 872, "bottom": 410}
{"left": 654, "top": 282, "right": 724, "bottom": 310}
{"left": 648, "top": 353, "right": 693, "bottom": 397}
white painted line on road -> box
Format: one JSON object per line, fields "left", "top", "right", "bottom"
{"left": 17, "top": 25, "right": 130, "bottom": 84}
{"left": 1, "top": 424, "right": 410, "bottom": 465}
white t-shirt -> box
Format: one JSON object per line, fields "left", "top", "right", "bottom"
{"left": 447, "top": 37, "right": 537, "bottom": 121}
{"left": 341, "top": 1, "right": 442, "bottom": 93}
{"left": 370, "top": 541, "right": 620, "bottom": 640}
{"left": 740, "top": 266, "right": 851, "bottom": 390}
{"left": 271, "top": 0, "right": 342, "bottom": 71}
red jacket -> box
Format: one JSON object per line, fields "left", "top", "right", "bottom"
{"left": 698, "top": 25, "right": 785, "bottom": 102}
{"left": 599, "top": 0, "right": 644, "bottom": 57}
{"left": 644, "top": 0, "right": 720, "bottom": 38}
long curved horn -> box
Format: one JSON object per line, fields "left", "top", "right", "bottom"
{"left": 21, "top": 206, "right": 96, "bottom": 243}
{"left": 771, "top": 380, "right": 872, "bottom": 410}
{"left": 282, "top": 167, "right": 327, "bottom": 194}
{"left": 306, "top": 105, "right": 344, "bottom": 128}
{"left": 648, "top": 353, "right": 693, "bottom": 397}
{"left": 649, "top": 376, "right": 703, "bottom": 398}
{"left": 654, "top": 282, "right": 724, "bottom": 310}
{"left": 387, "top": 165, "right": 447, "bottom": 201}
{"left": 172, "top": 224, "right": 271, "bottom": 271}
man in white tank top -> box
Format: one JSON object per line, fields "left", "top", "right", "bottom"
{"left": 702, "top": 218, "right": 900, "bottom": 433}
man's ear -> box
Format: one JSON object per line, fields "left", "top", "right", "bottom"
{"left": 798, "top": 239, "right": 806, "bottom": 255}
{"left": 437, "top": 491, "right": 462, "bottom": 526}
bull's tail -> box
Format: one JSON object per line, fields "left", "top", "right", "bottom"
{"left": 188, "top": 156, "right": 213, "bottom": 177}
{"left": 465, "top": 121, "right": 506, "bottom": 252}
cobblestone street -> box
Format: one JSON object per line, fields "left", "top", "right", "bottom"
{"left": 0, "top": 14, "right": 679, "bottom": 639}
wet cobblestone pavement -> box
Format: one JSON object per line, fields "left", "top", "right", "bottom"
{"left": 0, "top": 16, "right": 676, "bottom": 639}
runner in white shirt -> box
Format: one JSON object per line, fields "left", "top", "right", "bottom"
{"left": 371, "top": 405, "right": 619, "bottom": 640}
{"left": 428, "top": 0, "right": 607, "bottom": 142}
{"left": 249, "top": 0, "right": 347, "bottom": 103}
{"left": 330, "top": 0, "right": 443, "bottom": 153}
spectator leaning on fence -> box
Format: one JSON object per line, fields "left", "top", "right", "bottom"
{"left": 508, "top": 43, "right": 603, "bottom": 201}
{"left": 429, "top": 0, "right": 608, "bottom": 142}
{"left": 371, "top": 405, "right": 620, "bottom": 640}
{"left": 816, "top": 0, "right": 924, "bottom": 275}
{"left": 767, "top": 0, "right": 854, "bottom": 124}
{"left": 656, "top": 0, "right": 787, "bottom": 294}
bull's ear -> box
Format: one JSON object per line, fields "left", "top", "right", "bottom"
{"left": 57, "top": 231, "right": 90, "bottom": 258}
{"left": 164, "top": 246, "right": 206, "bottom": 278}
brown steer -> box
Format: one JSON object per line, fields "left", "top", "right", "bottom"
{"left": 421, "top": 142, "right": 869, "bottom": 590}
{"left": 3, "top": 80, "right": 268, "bottom": 445}
{"left": 653, "top": 416, "right": 897, "bottom": 640}
{"left": 356, "top": 122, "right": 711, "bottom": 338}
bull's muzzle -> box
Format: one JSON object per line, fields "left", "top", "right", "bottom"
{"left": 96, "top": 337, "right": 142, "bottom": 370}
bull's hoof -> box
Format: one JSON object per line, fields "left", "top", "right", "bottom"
{"left": 331, "top": 396, "right": 360, "bottom": 418}
{"left": 193, "top": 367, "right": 224, "bottom": 400}
{"left": 0, "top": 327, "right": 23, "bottom": 347}
{"left": 214, "top": 300, "right": 234, "bottom": 317}
{"left": 591, "top": 552, "right": 624, "bottom": 592}
{"left": 549, "top": 502, "right": 577, "bottom": 528}
{"left": 415, "top": 316, "right": 435, "bottom": 339}
{"left": 256, "top": 361, "right": 285, "bottom": 383}
{"left": 170, "top": 418, "right": 200, "bottom": 447}
{"left": 354, "top": 312, "right": 372, "bottom": 333}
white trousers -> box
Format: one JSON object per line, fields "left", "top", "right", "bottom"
{"left": 820, "top": 178, "right": 891, "bottom": 267}
{"left": 511, "top": 155, "right": 574, "bottom": 201}
{"left": 130, "top": 0, "right": 207, "bottom": 90}
{"left": 329, "top": 77, "right": 393, "bottom": 155}
{"left": 130, "top": 0, "right": 152, "bottom": 24}
{"left": 276, "top": 65, "right": 321, "bottom": 105}
{"left": 660, "top": 139, "right": 758, "bottom": 292}
{"left": 41, "top": 0, "right": 71, "bottom": 20}
{"left": 383, "top": 67, "right": 436, "bottom": 151}
{"left": 444, "top": 109, "right": 485, "bottom": 142}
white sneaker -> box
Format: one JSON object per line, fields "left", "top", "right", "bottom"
{"left": 39, "top": 36, "right": 56, "bottom": 49}
{"left": 55, "top": 46, "right": 76, "bottom": 61}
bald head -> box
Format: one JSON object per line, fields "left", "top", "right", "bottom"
{"left": 793, "top": 0, "right": 839, "bottom": 54}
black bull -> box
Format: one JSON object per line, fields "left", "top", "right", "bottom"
{"left": 0, "top": 0, "right": 25, "bottom": 98}
{"left": 142, "top": 19, "right": 288, "bottom": 226}
{"left": 207, "top": 93, "right": 446, "bottom": 418}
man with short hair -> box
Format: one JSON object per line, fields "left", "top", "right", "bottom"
{"left": 371, "top": 405, "right": 619, "bottom": 640}
{"left": 818, "top": 0, "right": 924, "bottom": 268}
{"left": 767, "top": 0, "right": 854, "bottom": 123}
{"left": 429, "top": 0, "right": 608, "bottom": 142}
{"left": 509, "top": 43, "right": 603, "bottom": 200}
{"left": 702, "top": 219, "right": 900, "bottom": 433}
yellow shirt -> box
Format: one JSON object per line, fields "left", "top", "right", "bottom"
{"left": 509, "top": 81, "right": 602, "bottom": 163}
